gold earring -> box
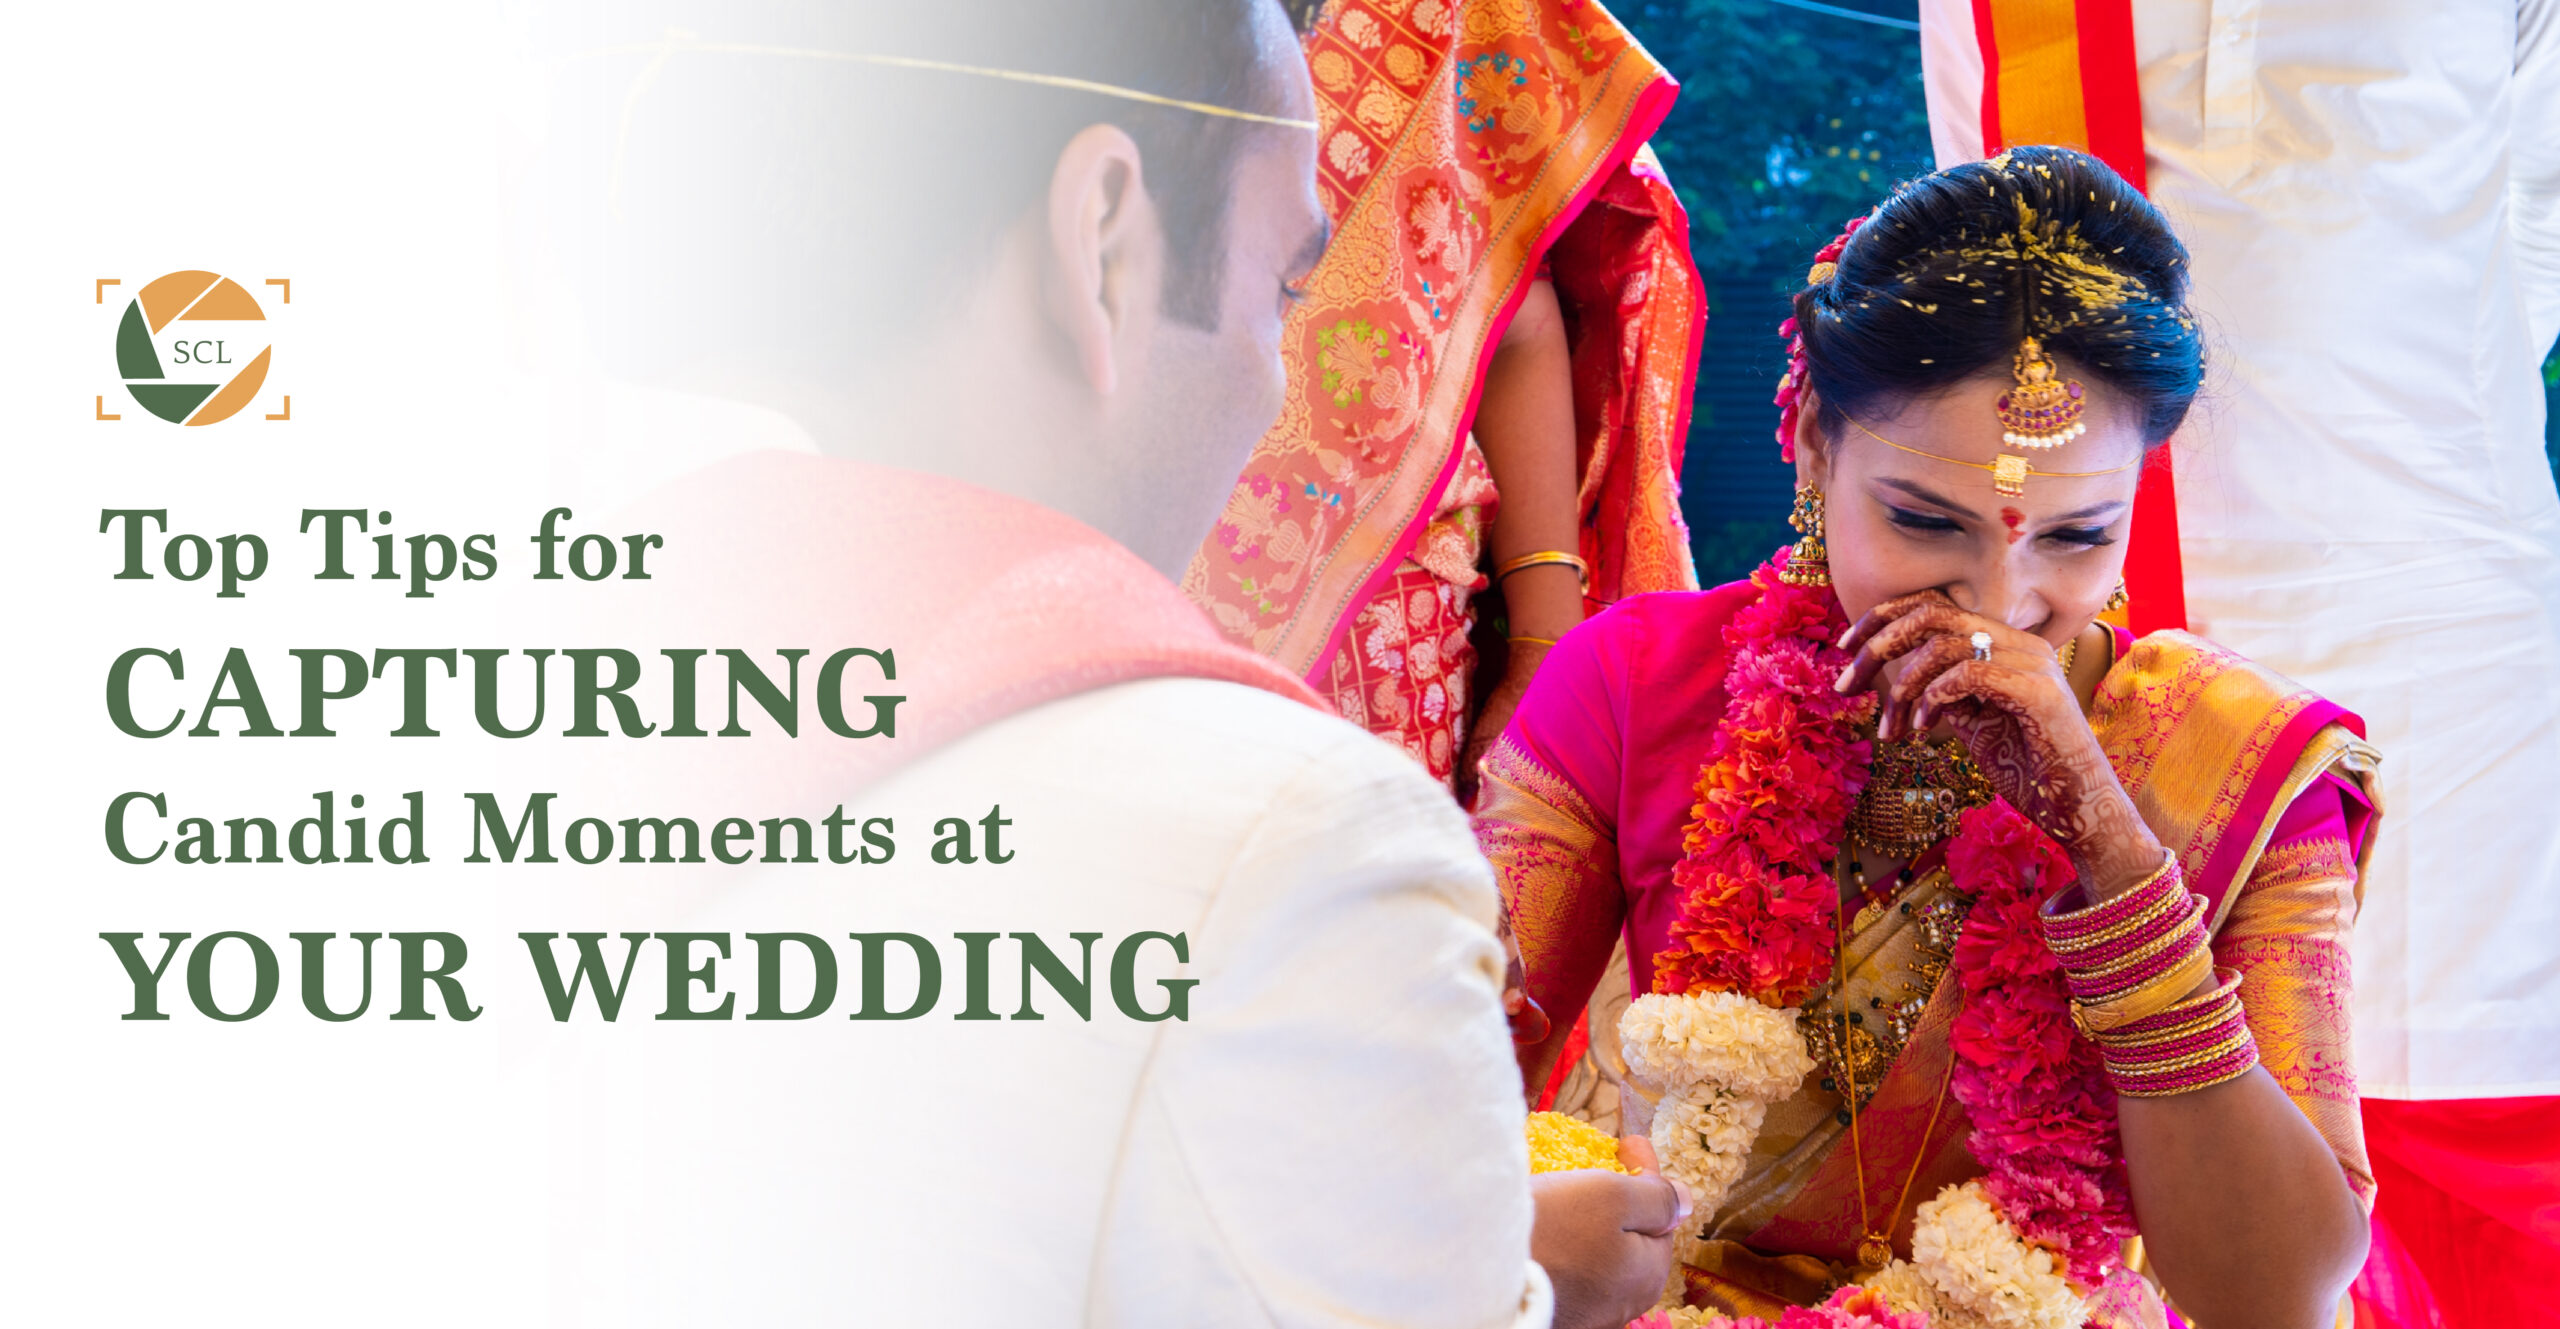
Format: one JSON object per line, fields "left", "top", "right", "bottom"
{"left": 2104, "top": 580, "right": 2130, "bottom": 613}
{"left": 1781, "top": 484, "right": 1831, "bottom": 587}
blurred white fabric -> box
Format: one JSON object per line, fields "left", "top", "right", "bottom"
{"left": 1919, "top": 0, "right": 2560, "bottom": 1096}
{"left": 542, "top": 678, "right": 1554, "bottom": 1327}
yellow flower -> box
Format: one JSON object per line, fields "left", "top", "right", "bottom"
{"left": 1525, "top": 1111, "right": 1629, "bottom": 1175}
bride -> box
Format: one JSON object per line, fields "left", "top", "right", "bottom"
{"left": 1478, "top": 146, "right": 2376, "bottom": 1329}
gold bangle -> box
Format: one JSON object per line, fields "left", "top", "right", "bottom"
{"left": 2070, "top": 946, "right": 2217, "bottom": 1037}
{"left": 1509, "top": 635, "right": 1559, "bottom": 649}
{"left": 2111, "top": 1052, "right": 2261, "bottom": 1098}
{"left": 2093, "top": 996, "right": 2243, "bottom": 1050}
{"left": 1494, "top": 550, "right": 1589, "bottom": 587}
{"left": 2087, "top": 969, "right": 2245, "bottom": 1048}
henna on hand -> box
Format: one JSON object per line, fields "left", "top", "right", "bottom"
{"left": 1837, "top": 594, "right": 2165, "bottom": 894}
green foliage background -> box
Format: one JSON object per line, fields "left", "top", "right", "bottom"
{"left": 1620, "top": 0, "right": 1930, "bottom": 275}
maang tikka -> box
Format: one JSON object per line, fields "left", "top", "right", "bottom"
{"left": 1995, "top": 336, "right": 2087, "bottom": 450}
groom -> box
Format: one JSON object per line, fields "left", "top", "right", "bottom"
{"left": 538, "top": 1, "right": 1681, "bottom": 1324}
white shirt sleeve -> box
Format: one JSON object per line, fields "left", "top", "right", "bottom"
{"left": 1089, "top": 720, "right": 1552, "bottom": 1329}
{"left": 1919, "top": 0, "right": 1986, "bottom": 168}
{"left": 2518, "top": 0, "right": 2560, "bottom": 351}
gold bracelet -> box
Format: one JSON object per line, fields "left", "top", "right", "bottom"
{"left": 2070, "top": 946, "right": 2216, "bottom": 1037}
{"left": 1509, "top": 634, "right": 1559, "bottom": 649}
{"left": 1494, "top": 549, "right": 1589, "bottom": 588}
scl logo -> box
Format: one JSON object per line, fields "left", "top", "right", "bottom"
{"left": 102, "top": 271, "right": 288, "bottom": 426}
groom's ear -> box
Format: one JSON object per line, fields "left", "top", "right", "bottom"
{"left": 1039, "top": 122, "right": 1164, "bottom": 399}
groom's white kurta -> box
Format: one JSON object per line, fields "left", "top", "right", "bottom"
{"left": 1922, "top": 0, "right": 2560, "bottom": 1099}
{"left": 542, "top": 677, "right": 1555, "bottom": 1328}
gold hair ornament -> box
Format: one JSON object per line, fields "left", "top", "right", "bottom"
{"left": 1844, "top": 415, "right": 2136, "bottom": 498}
{"left": 1995, "top": 337, "right": 2088, "bottom": 450}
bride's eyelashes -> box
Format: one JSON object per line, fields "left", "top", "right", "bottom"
{"left": 1884, "top": 504, "right": 1965, "bottom": 536}
{"left": 1885, "top": 502, "right": 2119, "bottom": 550}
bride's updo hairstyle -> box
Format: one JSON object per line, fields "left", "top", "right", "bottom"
{"left": 1782, "top": 145, "right": 2203, "bottom": 454}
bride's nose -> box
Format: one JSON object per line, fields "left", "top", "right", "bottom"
{"left": 1946, "top": 561, "right": 2048, "bottom": 632}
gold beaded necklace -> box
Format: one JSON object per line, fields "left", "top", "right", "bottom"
{"left": 1830, "top": 847, "right": 1960, "bottom": 1272}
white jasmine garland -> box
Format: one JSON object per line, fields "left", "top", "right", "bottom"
{"left": 1621, "top": 991, "right": 1817, "bottom": 1223}
{"left": 1861, "top": 1260, "right": 1948, "bottom": 1323}
{"left": 1620, "top": 991, "right": 1816, "bottom": 1099}
{"left": 1908, "top": 1181, "right": 2086, "bottom": 1329}
{"left": 1648, "top": 1084, "right": 1768, "bottom": 1215}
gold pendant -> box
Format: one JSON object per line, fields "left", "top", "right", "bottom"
{"left": 1992, "top": 453, "right": 2031, "bottom": 497}
{"left": 1801, "top": 1007, "right": 1893, "bottom": 1111}
{"left": 1994, "top": 336, "right": 2090, "bottom": 449}
{"left": 1848, "top": 737, "right": 1997, "bottom": 860}
{"left": 1856, "top": 1233, "right": 1894, "bottom": 1270}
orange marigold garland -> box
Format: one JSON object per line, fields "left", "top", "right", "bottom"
{"left": 1653, "top": 549, "right": 1873, "bottom": 1005}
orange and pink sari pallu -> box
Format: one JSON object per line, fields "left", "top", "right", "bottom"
{"left": 1183, "top": 0, "right": 1704, "bottom": 784}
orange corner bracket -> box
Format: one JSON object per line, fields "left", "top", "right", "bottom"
{"left": 96, "top": 395, "right": 120, "bottom": 421}
{"left": 265, "top": 278, "right": 291, "bottom": 304}
{"left": 96, "top": 278, "right": 120, "bottom": 304}
{"left": 266, "top": 396, "right": 292, "bottom": 421}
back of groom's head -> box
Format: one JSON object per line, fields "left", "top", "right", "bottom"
{"left": 550, "top": 0, "right": 1312, "bottom": 372}
{"left": 545, "top": 0, "right": 1326, "bottom": 574}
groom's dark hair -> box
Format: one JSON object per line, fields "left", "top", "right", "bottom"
{"left": 544, "top": 0, "right": 1311, "bottom": 376}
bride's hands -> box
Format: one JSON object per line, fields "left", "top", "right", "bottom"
{"left": 1834, "top": 591, "right": 2165, "bottom": 896}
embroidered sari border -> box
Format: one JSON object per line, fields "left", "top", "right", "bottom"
{"left": 1284, "top": 56, "right": 1678, "bottom": 681}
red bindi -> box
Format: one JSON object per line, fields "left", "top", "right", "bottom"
{"left": 2000, "top": 507, "right": 2026, "bottom": 544}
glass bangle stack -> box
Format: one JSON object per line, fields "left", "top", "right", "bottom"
{"left": 2040, "top": 854, "right": 2258, "bottom": 1096}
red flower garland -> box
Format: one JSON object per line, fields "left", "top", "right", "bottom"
{"left": 1945, "top": 805, "right": 2138, "bottom": 1281}
{"left": 1658, "top": 554, "right": 1871, "bottom": 1006}
{"left": 1667, "top": 554, "right": 2136, "bottom": 1284}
